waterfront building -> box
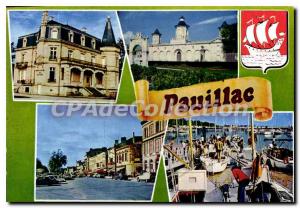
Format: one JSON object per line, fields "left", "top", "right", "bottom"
{"left": 14, "top": 11, "right": 120, "bottom": 98}
{"left": 142, "top": 120, "right": 167, "bottom": 173}
{"left": 129, "top": 16, "right": 234, "bottom": 66}
{"left": 115, "top": 135, "right": 142, "bottom": 177}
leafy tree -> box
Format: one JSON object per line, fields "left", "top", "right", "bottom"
{"left": 117, "top": 38, "right": 125, "bottom": 72}
{"left": 219, "top": 21, "right": 238, "bottom": 53}
{"left": 36, "top": 158, "right": 49, "bottom": 173}
{"left": 48, "top": 149, "right": 67, "bottom": 174}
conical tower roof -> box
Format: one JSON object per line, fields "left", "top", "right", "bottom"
{"left": 152, "top": 28, "right": 161, "bottom": 36}
{"left": 102, "top": 16, "right": 116, "bottom": 46}
{"left": 175, "top": 16, "right": 190, "bottom": 28}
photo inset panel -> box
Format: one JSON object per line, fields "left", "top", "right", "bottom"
{"left": 9, "top": 10, "right": 125, "bottom": 102}
{"left": 164, "top": 112, "right": 294, "bottom": 203}
{"left": 35, "top": 104, "right": 167, "bottom": 201}
{"left": 118, "top": 11, "right": 238, "bottom": 90}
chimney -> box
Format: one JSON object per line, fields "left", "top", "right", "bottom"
{"left": 40, "top": 11, "right": 49, "bottom": 39}
{"left": 115, "top": 139, "right": 119, "bottom": 145}
{"left": 121, "top": 137, "right": 127, "bottom": 143}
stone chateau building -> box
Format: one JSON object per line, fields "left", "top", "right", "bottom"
{"left": 129, "top": 16, "right": 228, "bottom": 66}
{"left": 13, "top": 11, "right": 120, "bottom": 98}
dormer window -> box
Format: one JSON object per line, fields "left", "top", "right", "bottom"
{"left": 81, "top": 35, "right": 85, "bottom": 46}
{"left": 91, "top": 39, "right": 96, "bottom": 49}
{"left": 22, "top": 38, "right": 27, "bottom": 47}
{"left": 51, "top": 27, "right": 58, "bottom": 39}
{"left": 69, "top": 31, "right": 74, "bottom": 42}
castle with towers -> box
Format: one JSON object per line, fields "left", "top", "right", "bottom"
{"left": 129, "top": 16, "right": 227, "bottom": 66}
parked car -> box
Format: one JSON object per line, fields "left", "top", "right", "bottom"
{"left": 137, "top": 172, "right": 156, "bottom": 183}
{"left": 114, "top": 173, "right": 128, "bottom": 180}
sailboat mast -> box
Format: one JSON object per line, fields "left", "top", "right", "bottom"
{"left": 188, "top": 118, "right": 194, "bottom": 169}
{"left": 251, "top": 112, "right": 256, "bottom": 160}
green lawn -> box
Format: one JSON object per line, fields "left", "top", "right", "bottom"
{"left": 131, "top": 64, "right": 237, "bottom": 90}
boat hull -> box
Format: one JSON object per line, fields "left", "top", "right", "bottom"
{"left": 200, "top": 157, "right": 229, "bottom": 173}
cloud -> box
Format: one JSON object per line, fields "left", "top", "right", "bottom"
{"left": 194, "top": 15, "right": 237, "bottom": 26}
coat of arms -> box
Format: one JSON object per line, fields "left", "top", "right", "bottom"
{"left": 241, "top": 11, "right": 288, "bottom": 73}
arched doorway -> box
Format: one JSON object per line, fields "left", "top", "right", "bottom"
{"left": 176, "top": 50, "right": 182, "bottom": 62}
{"left": 83, "top": 70, "right": 93, "bottom": 87}
{"left": 95, "top": 72, "right": 104, "bottom": 86}
{"left": 200, "top": 46, "right": 206, "bottom": 62}
{"left": 70, "top": 68, "right": 81, "bottom": 83}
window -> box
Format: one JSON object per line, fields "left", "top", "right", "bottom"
{"left": 49, "top": 47, "right": 57, "bottom": 60}
{"left": 155, "top": 121, "right": 160, "bottom": 133}
{"left": 61, "top": 68, "right": 64, "bottom": 80}
{"left": 92, "top": 39, "right": 96, "bottom": 49}
{"left": 81, "top": 35, "right": 85, "bottom": 46}
{"left": 22, "top": 38, "right": 27, "bottom": 47}
{"left": 149, "top": 140, "right": 153, "bottom": 154}
{"left": 69, "top": 31, "right": 74, "bottom": 42}
{"left": 21, "top": 53, "right": 25, "bottom": 62}
{"left": 49, "top": 67, "right": 55, "bottom": 82}
{"left": 68, "top": 50, "right": 73, "bottom": 58}
{"left": 51, "top": 28, "right": 58, "bottom": 39}
{"left": 102, "top": 57, "right": 106, "bottom": 66}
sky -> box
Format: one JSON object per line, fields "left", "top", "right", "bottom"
{"left": 8, "top": 11, "right": 122, "bottom": 45}
{"left": 118, "top": 11, "right": 237, "bottom": 45}
{"left": 36, "top": 105, "right": 142, "bottom": 168}
{"left": 191, "top": 112, "right": 293, "bottom": 127}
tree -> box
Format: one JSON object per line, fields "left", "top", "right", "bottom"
{"left": 219, "top": 21, "right": 237, "bottom": 53}
{"left": 48, "top": 149, "right": 67, "bottom": 173}
{"left": 117, "top": 38, "right": 125, "bottom": 72}
{"left": 36, "top": 158, "right": 49, "bottom": 173}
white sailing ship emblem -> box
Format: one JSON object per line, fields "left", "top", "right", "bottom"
{"left": 241, "top": 13, "right": 288, "bottom": 73}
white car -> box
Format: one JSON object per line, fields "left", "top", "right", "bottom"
{"left": 137, "top": 172, "right": 155, "bottom": 182}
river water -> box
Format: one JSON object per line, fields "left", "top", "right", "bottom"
{"left": 36, "top": 177, "right": 154, "bottom": 201}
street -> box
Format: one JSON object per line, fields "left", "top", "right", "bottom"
{"left": 36, "top": 177, "right": 154, "bottom": 201}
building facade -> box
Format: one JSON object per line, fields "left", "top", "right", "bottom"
{"left": 107, "top": 147, "right": 115, "bottom": 174}
{"left": 85, "top": 148, "right": 107, "bottom": 174}
{"left": 142, "top": 120, "right": 167, "bottom": 173}
{"left": 115, "top": 135, "right": 142, "bottom": 177}
{"left": 129, "top": 16, "right": 228, "bottom": 66}
{"left": 14, "top": 11, "right": 120, "bottom": 98}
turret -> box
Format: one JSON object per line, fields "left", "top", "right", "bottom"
{"left": 101, "top": 16, "right": 120, "bottom": 97}
{"left": 102, "top": 16, "right": 116, "bottom": 46}
{"left": 171, "top": 16, "right": 189, "bottom": 44}
{"left": 151, "top": 28, "right": 161, "bottom": 45}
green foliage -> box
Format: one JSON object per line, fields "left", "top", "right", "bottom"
{"left": 131, "top": 64, "right": 236, "bottom": 90}
{"left": 219, "top": 21, "right": 238, "bottom": 53}
{"left": 36, "top": 158, "right": 49, "bottom": 173}
{"left": 48, "top": 149, "right": 67, "bottom": 174}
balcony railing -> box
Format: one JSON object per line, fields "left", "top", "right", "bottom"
{"left": 16, "top": 62, "right": 28, "bottom": 69}
{"left": 61, "top": 57, "right": 107, "bottom": 70}
{"left": 17, "top": 79, "right": 33, "bottom": 85}
{"left": 48, "top": 79, "right": 56, "bottom": 83}
{"left": 49, "top": 57, "right": 57, "bottom": 61}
